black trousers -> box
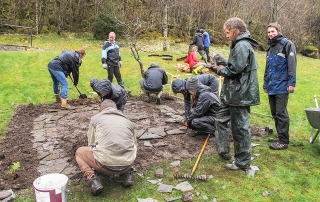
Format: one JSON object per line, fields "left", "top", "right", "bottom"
{"left": 268, "top": 94, "right": 290, "bottom": 144}
{"left": 190, "top": 115, "right": 215, "bottom": 134}
{"left": 107, "top": 65, "right": 123, "bottom": 84}
{"left": 204, "top": 46, "right": 210, "bottom": 61}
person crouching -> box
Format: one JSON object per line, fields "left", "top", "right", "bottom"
{"left": 75, "top": 99, "right": 137, "bottom": 196}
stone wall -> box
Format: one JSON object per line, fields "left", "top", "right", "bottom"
{"left": 0, "top": 44, "right": 28, "bottom": 51}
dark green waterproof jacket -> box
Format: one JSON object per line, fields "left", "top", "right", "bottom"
{"left": 218, "top": 31, "right": 260, "bottom": 106}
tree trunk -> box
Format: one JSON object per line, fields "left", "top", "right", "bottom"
{"left": 163, "top": 1, "right": 168, "bottom": 51}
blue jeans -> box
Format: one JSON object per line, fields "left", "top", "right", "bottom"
{"left": 48, "top": 68, "right": 69, "bottom": 99}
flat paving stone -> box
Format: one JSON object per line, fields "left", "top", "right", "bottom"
{"left": 158, "top": 184, "right": 174, "bottom": 193}
{"left": 166, "top": 129, "right": 185, "bottom": 135}
{"left": 175, "top": 181, "right": 194, "bottom": 192}
{"left": 139, "top": 133, "right": 163, "bottom": 140}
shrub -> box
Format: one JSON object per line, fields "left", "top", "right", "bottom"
{"left": 301, "top": 45, "right": 319, "bottom": 59}
{"left": 91, "top": 14, "right": 124, "bottom": 40}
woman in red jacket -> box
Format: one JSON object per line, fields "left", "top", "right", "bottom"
{"left": 185, "top": 45, "right": 206, "bottom": 71}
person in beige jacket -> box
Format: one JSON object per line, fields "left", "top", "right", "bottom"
{"left": 75, "top": 99, "right": 137, "bottom": 196}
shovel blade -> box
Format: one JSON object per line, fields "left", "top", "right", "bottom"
{"left": 79, "top": 94, "right": 87, "bottom": 99}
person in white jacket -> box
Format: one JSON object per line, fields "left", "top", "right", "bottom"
{"left": 75, "top": 99, "right": 137, "bottom": 196}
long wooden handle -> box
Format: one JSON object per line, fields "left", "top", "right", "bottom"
{"left": 191, "top": 134, "right": 210, "bottom": 176}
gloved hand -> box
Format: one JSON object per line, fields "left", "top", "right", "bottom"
{"left": 187, "top": 119, "right": 192, "bottom": 129}
{"left": 214, "top": 54, "right": 228, "bottom": 66}
{"left": 211, "top": 66, "right": 218, "bottom": 74}
{"left": 118, "top": 61, "right": 122, "bottom": 68}
{"left": 102, "top": 63, "right": 108, "bottom": 69}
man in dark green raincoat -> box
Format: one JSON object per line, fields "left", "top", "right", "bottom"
{"left": 213, "top": 17, "right": 260, "bottom": 171}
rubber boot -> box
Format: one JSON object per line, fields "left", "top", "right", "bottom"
{"left": 86, "top": 176, "right": 103, "bottom": 196}
{"left": 61, "top": 98, "right": 75, "bottom": 110}
{"left": 55, "top": 94, "right": 61, "bottom": 103}
{"left": 123, "top": 168, "right": 134, "bottom": 187}
{"left": 147, "top": 93, "right": 151, "bottom": 103}
{"left": 156, "top": 91, "right": 162, "bottom": 105}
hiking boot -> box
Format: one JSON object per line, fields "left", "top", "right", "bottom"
{"left": 156, "top": 98, "right": 161, "bottom": 105}
{"left": 123, "top": 168, "right": 134, "bottom": 187}
{"left": 86, "top": 176, "right": 103, "bottom": 196}
{"left": 219, "top": 153, "right": 232, "bottom": 160}
{"left": 269, "top": 142, "right": 288, "bottom": 150}
{"left": 268, "top": 137, "right": 278, "bottom": 142}
{"left": 225, "top": 162, "right": 249, "bottom": 171}
{"left": 55, "top": 94, "right": 61, "bottom": 103}
{"left": 61, "top": 98, "right": 75, "bottom": 110}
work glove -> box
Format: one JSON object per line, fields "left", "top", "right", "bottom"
{"left": 187, "top": 119, "right": 192, "bottom": 129}
{"left": 214, "top": 54, "right": 228, "bottom": 66}
{"left": 118, "top": 61, "right": 122, "bottom": 68}
{"left": 102, "top": 63, "right": 108, "bottom": 70}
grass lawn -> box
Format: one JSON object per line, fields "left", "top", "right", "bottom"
{"left": 1, "top": 33, "right": 320, "bottom": 201}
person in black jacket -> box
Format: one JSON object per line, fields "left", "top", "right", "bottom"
{"left": 101, "top": 32, "right": 127, "bottom": 90}
{"left": 48, "top": 49, "right": 86, "bottom": 109}
{"left": 140, "top": 62, "right": 168, "bottom": 105}
{"left": 90, "top": 78, "right": 127, "bottom": 112}
{"left": 185, "top": 76, "right": 220, "bottom": 136}
{"left": 189, "top": 29, "right": 207, "bottom": 63}
{"left": 171, "top": 74, "right": 219, "bottom": 123}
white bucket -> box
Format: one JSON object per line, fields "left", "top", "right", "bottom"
{"left": 33, "top": 173, "right": 68, "bottom": 202}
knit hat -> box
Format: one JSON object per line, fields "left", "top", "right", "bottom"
{"left": 186, "top": 77, "right": 199, "bottom": 91}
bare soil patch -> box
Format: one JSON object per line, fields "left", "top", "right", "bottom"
{"left": 0, "top": 94, "right": 265, "bottom": 191}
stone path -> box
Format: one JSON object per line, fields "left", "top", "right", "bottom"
{"left": 31, "top": 100, "right": 186, "bottom": 178}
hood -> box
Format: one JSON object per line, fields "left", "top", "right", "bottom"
{"left": 90, "top": 78, "right": 112, "bottom": 94}
{"left": 171, "top": 79, "right": 186, "bottom": 94}
{"left": 232, "top": 31, "right": 259, "bottom": 48}
{"left": 148, "top": 62, "right": 159, "bottom": 69}
{"left": 268, "top": 33, "right": 283, "bottom": 47}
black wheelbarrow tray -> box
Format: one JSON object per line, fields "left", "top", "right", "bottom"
{"left": 305, "top": 108, "right": 320, "bottom": 144}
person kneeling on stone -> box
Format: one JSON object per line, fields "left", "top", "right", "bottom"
{"left": 75, "top": 99, "right": 137, "bottom": 196}
{"left": 171, "top": 74, "right": 219, "bottom": 125}
{"left": 90, "top": 78, "right": 127, "bottom": 112}
{"left": 185, "top": 76, "right": 220, "bottom": 136}
{"left": 140, "top": 62, "right": 168, "bottom": 105}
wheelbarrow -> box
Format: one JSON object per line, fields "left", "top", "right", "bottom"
{"left": 304, "top": 95, "right": 320, "bottom": 144}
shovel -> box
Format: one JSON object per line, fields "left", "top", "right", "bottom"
{"left": 69, "top": 76, "right": 87, "bottom": 99}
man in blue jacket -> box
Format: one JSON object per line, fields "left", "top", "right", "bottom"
{"left": 263, "top": 22, "right": 297, "bottom": 150}
{"left": 201, "top": 29, "right": 211, "bottom": 63}
{"left": 140, "top": 62, "right": 168, "bottom": 104}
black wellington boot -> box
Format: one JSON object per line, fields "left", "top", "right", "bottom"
{"left": 87, "top": 176, "right": 103, "bottom": 196}
{"left": 123, "top": 168, "right": 134, "bottom": 187}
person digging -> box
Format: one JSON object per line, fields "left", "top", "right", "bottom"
{"left": 47, "top": 49, "right": 86, "bottom": 109}
{"left": 185, "top": 76, "right": 220, "bottom": 137}
{"left": 75, "top": 99, "right": 137, "bottom": 196}
{"left": 90, "top": 78, "right": 127, "bottom": 112}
